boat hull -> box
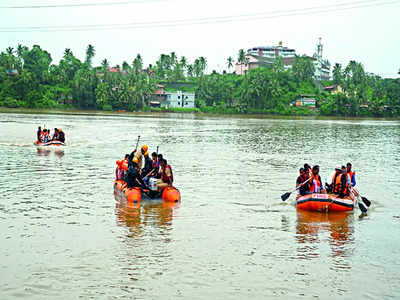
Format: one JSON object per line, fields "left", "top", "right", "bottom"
{"left": 296, "top": 193, "right": 354, "bottom": 212}
{"left": 113, "top": 180, "right": 181, "bottom": 204}
{"left": 34, "top": 140, "right": 66, "bottom": 147}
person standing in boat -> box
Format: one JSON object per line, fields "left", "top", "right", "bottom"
{"left": 346, "top": 162, "right": 356, "bottom": 187}
{"left": 308, "top": 165, "right": 326, "bottom": 194}
{"left": 37, "top": 126, "right": 42, "bottom": 142}
{"left": 157, "top": 158, "right": 173, "bottom": 190}
{"left": 125, "top": 157, "right": 147, "bottom": 189}
{"left": 331, "top": 166, "right": 348, "bottom": 198}
{"left": 296, "top": 168, "right": 311, "bottom": 196}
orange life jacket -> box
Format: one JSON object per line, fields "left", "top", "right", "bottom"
{"left": 332, "top": 173, "right": 348, "bottom": 194}
{"left": 310, "top": 174, "right": 322, "bottom": 193}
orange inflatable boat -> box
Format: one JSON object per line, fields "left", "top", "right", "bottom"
{"left": 114, "top": 179, "right": 181, "bottom": 204}
{"left": 296, "top": 193, "right": 355, "bottom": 212}
{"left": 34, "top": 140, "right": 66, "bottom": 147}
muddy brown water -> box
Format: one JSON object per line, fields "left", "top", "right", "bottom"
{"left": 0, "top": 112, "right": 399, "bottom": 299}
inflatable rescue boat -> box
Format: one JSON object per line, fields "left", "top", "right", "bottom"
{"left": 296, "top": 193, "right": 355, "bottom": 212}
{"left": 34, "top": 140, "right": 66, "bottom": 147}
{"left": 114, "top": 179, "right": 181, "bottom": 204}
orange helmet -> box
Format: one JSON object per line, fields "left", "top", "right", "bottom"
{"left": 141, "top": 144, "right": 148, "bottom": 152}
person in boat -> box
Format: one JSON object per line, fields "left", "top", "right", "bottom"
{"left": 296, "top": 168, "right": 311, "bottom": 196}
{"left": 52, "top": 128, "right": 59, "bottom": 141}
{"left": 132, "top": 144, "right": 148, "bottom": 170}
{"left": 125, "top": 156, "right": 147, "bottom": 189}
{"left": 37, "top": 126, "right": 42, "bottom": 142}
{"left": 308, "top": 165, "right": 326, "bottom": 194}
{"left": 157, "top": 158, "right": 173, "bottom": 190}
{"left": 155, "top": 153, "right": 163, "bottom": 178}
{"left": 115, "top": 160, "right": 125, "bottom": 181}
{"left": 141, "top": 151, "right": 153, "bottom": 183}
{"left": 304, "top": 163, "right": 312, "bottom": 178}
{"left": 42, "top": 129, "right": 50, "bottom": 143}
{"left": 346, "top": 162, "right": 356, "bottom": 187}
{"left": 58, "top": 129, "right": 65, "bottom": 143}
{"left": 331, "top": 166, "right": 348, "bottom": 198}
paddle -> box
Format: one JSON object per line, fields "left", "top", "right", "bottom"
{"left": 349, "top": 188, "right": 368, "bottom": 213}
{"left": 353, "top": 187, "right": 371, "bottom": 207}
{"left": 135, "top": 135, "right": 141, "bottom": 152}
{"left": 281, "top": 177, "right": 311, "bottom": 201}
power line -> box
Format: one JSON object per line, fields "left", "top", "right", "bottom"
{"left": 0, "top": 0, "right": 398, "bottom": 32}
{"left": 0, "top": 0, "right": 166, "bottom": 9}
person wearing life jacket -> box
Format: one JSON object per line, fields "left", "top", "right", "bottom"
{"left": 141, "top": 151, "right": 153, "bottom": 182}
{"left": 157, "top": 158, "right": 174, "bottom": 190}
{"left": 37, "top": 126, "right": 42, "bottom": 142}
{"left": 331, "top": 166, "right": 348, "bottom": 197}
{"left": 115, "top": 160, "right": 125, "bottom": 181}
{"left": 52, "top": 128, "right": 59, "bottom": 141}
{"left": 304, "top": 163, "right": 312, "bottom": 179}
{"left": 125, "top": 156, "right": 147, "bottom": 189}
{"left": 309, "top": 165, "right": 326, "bottom": 194}
{"left": 41, "top": 129, "right": 50, "bottom": 143}
{"left": 296, "top": 168, "right": 311, "bottom": 196}
{"left": 346, "top": 162, "right": 356, "bottom": 187}
{"left": 58, "top": 129, "right": 65, "bottom": 143}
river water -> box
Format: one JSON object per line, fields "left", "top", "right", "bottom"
{"left": 0, "top": 112, "right": 399, "bottom": 299}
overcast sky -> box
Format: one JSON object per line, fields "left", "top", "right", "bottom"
{"left": 0, "top": 0, "right": 399, "bottom": 78}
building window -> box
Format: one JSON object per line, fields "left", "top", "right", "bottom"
{"left": 185, "top": 102, "right": 188, "bottom": 105}
{"left": 178, "top": 102, "right": 180, "bottom": 105}
{"left": 178, "top": 96, "right": 181, "bottom": 99}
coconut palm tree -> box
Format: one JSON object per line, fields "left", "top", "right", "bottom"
{"left": 238, "top": 49, "right": 246, "bottom": 75}
{"left": 85, "top": 44, "right": 95, "bottom": 66}
{"left": 63, "top": 48, "right": 72, "bottom": 59}
{"left": 227, "top": 56, "right": 234, "bottom": 71}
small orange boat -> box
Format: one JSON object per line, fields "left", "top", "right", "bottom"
{"left": 34, "top": 140, "right": 66, "bottom": 147}
{"left": 113, "top": 179, "right": 181, "bottom": 204}
{"left": 296, "top": 193, "right": 355, "bottom": 212}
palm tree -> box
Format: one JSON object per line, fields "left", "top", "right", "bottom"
{"left": 199, "top": 56, "right": 207, "bottom": 75}
{"left": 180, "top": 56, "right": 187, "bottom": 68}
{"left": 63, "top": 48, "right": 72, "bottom": 59}
{"left": 85, "top": 44, "right": 95, "bottom": 66}
{"left": 132, "top": 54, "right": 143, "bottom": 74}
{"left": 238, "top": 49, "right": 246, "bottom": 75}
{"left": 227, "top": 56, "right": 234, "bottom": 71}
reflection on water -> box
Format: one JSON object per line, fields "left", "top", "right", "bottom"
{"left": 296, "top": 209, "right": 354, "bottom": 270}
{"left": 115, "top": 199, "right": 180, "bottom": 239}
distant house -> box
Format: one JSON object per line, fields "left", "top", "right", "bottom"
{"left": 166, "top": 91, "right": 195, "bottom": 108}
{"left": 291, "top": 94, "right": 317, "bottom": 108}
{"left": 324, "top": 84, "right": 343, "bottom": 94}
{"left": 7, "top": 68, "right": 19, "bottom": 76}
{"left": 150, "top": 84, "right": 167, "bottom": 107}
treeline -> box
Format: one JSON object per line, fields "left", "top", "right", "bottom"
{"left": 0, "top": 44, "right": 399, "bottom": 117}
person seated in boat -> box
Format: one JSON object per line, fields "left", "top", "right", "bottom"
{"left": 155, "top": 153, "right": 163, "bottom": 178}
{"left": 151, "top": 152, "right": 158, "bottom": 172}
{"left": 304, "top": 163, "right": 312, "bottom": 178}
{"left": 346, "top": 162, "right": 356, "bottom": 187}
{"left": 331, "top": 166, "right": 348, "bottom": 198}
{"left": 58, "top": 129, "right": 65, "bottom": 143}
{"left": 157, "top": 158, "right": 173, "bottom": 190}
{"left": 296, "top": 168, "right": 311, "bottom": 196}
{"left": 42, "top": 129, "right": 51, "bottom": 143}
{"left": 52, "top": 128, "right": 59, "bottom": 141}
{"left": 37, "top": 126, "right": 42, "bottom": 142}
{"left": 115, "top": 160, "right": 125, "bottom": 181}
{"left": 141, "top": 151, "right": 153, "bottom": 183}
{"left": 125, "top": 157, "right": 147, "bottom": 189}
{"left": 308, "top": 165, "right": 326, "bottom": 194}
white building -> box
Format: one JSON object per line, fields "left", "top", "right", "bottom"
{"left": 166, "top": 91, "right": 195, "bottom": 108}
{"left": 312, "top": 38, "right": 331, "bottom": 81}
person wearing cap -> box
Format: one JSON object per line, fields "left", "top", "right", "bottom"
{"left": 132, "top": 144, "right": 148, "bottom": 170}
{"left": 296, "top": 168, "right": 310, "bottom": 196}
{"left": 309, "top": 165, "right": 326, "bottom": 194}
{"left": 124, "top": 156, "right": 147, "bottom": 189}
{"left": 331, "top": 166, "right": 348, "bottom": 197}
{"left": 346, "top": 162, "right": 356, "bottom": 187}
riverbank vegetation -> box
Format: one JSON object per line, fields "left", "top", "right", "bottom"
{"left": 0, "top": 44, "right": 399, "bottom": 117}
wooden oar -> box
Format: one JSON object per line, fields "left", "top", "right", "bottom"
{"left": 135, "top": 135, "right": 141, "bottom": 151}
{"left": 281, "top": 177, "right": 311, "bottom": 201}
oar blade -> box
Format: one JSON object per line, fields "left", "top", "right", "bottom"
{"left": 358, "top": 201, "right": 368, "bottom": 213}
{"left": 361, "top": 196, "right": 371, "bottom": 207}
{"left": 281, "top": 192, "right": 291, "bottom": 201}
